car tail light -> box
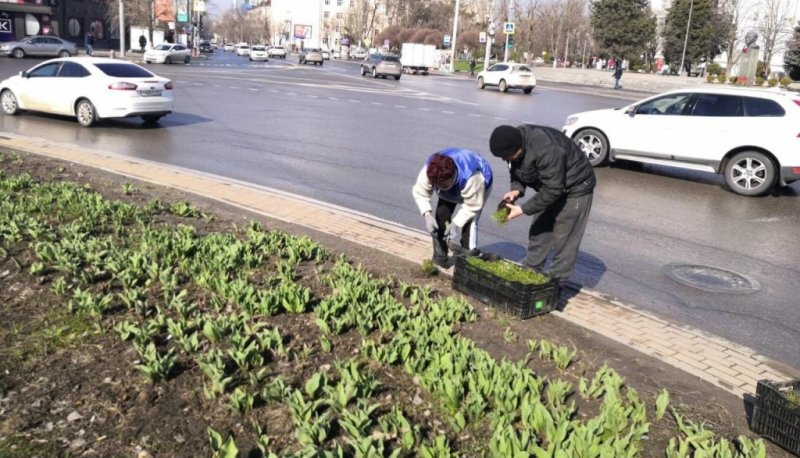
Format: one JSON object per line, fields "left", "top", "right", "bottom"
{"left": 794, "top": 100, "right": 800, "bottom": 107}
{"left": 794, "top": 167, "right": 800, "bottom": 174}
{"left": 164, "top": 81, "right": 174, "bottom": 90}
{"left": 108, "top": 82, "right": 137, "bottom": 90}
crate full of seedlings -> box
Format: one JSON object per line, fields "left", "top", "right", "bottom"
{"left": 751, "top": 379, "right": 800, "bottom": 455}
{"left": 452, "top": 255, "right": 558, "bottom": 319}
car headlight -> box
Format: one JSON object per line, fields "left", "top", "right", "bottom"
{"left": 564, "top": 116, "right": 579, "bottom": 126}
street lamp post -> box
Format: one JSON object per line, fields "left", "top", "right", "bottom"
{"left": 118, "top": 0, "right": 125, "bottom": 57}
{"left": 449, "top": 0, "right": 461, "bottom": 73}
{"left": 678, "top": 0, "right": 694, "bottom": 77}
{"left": 484, "top": 0, "right": 496, "bottom": 71}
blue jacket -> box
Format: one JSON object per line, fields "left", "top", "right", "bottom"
{"left": 427, "top": 148, "right": 493, "bottom": 202}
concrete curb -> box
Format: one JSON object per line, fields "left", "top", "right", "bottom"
{"left": 0, "top": 132, "right": 797, "bottom": 400}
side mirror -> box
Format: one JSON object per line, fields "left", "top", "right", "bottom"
{"left": 625, "top": 106, "right": 636, "bottom": 116}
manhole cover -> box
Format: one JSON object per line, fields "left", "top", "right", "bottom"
{"left": 662, "top": 263, "right": 761, "bottom": 294}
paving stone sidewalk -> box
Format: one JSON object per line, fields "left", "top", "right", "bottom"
{"left": 1, "top": 132, "right": 797, "bottom": 400}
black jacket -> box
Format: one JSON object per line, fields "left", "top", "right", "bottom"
{"left": 509, "top": 124, "right": 596, "bottom": 215}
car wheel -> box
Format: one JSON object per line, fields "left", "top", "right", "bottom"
{"left": 141, "top": 115, "right": 162, "bottom": 125}
{"left": 574, "top": 128, "right": 609, "bottom": 166}
{"left": 319, "top": 61, "right": 323, "bottom": 66}
{"left": 184, "top": 56, "right": 191, "bottom": 64}
{"left": 1, "top": 90, "right": 20, "bottom": 115}
{"left": 499, "top": 79, "right": 508, "bottom": 92}
{"left": 724, "top": 151, "right": 777, "bottom": 196}
{"left": 58, "top": 50, "right": 70, "bottom": 58}
{"left": 12, "top": 48, "right": 24, "bottom": 59}
{"left": 249, "top": 57, "right": 253, "bottom": 61}
{"left": 360, "top": 66, "right": 366, "bottom": 76}
{"left": 75, "top": 99, "right": 97, "bottom": 127}
{"left": 477, "top": 77, "right": 485, "bottom": 89}
{"left": 523, "top": 87, "right": 533, "bottom": 94}
{"left": 165, "top": 56, "right": 172, "bottom": 64}
{"left": 394, "top": 74, "right": 401, "bottom": 81}
{"left": 372, "top": 67, "right": 378, "bottom": 78}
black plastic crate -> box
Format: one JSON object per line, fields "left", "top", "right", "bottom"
{"left": 751, "top": 379, "right": 800, "bottom": 456}
{"left": 452, "top": 255, "right": 558, "bottom": 319}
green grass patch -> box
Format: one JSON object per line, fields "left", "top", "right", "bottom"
{"left": 465, "top": 256, "right": 550, "bottom": 285}
{"left": 491, "top": 206, "right": 510, "bottom": 225}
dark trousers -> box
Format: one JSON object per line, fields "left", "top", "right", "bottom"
{"left": 524, "top": 193, "right": 593, "bottom": 280}
{"left": 432, "top": 198, "right": 475, "bottom": 249}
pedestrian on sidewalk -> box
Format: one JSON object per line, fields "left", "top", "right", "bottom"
{"left": 613, "top": 64, "right": 624, "bottom": 89}
{"left": 139, "top": 34, "right": 147, "bottom": 54}
{"left": 469, "top": 57, "right": 477, "bottom": 76}
{"left": 488, "top": 125, "right": 595, "bottom": 285}
{"left": 84, "top": 31, "right": 94, "bottom": 56}
{"left": 412, "top": 148, "right": 494, "bottom": 267}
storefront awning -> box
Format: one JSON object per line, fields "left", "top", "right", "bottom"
{"left": 0, "top": 4, "right": 53, "bottom": 15}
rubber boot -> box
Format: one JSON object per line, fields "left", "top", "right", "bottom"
{"left": 432, "top": 236, "right": 449, "bottom": 267}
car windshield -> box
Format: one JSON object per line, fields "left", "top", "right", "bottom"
{"left": 252, "top": 46, "right": 265, "bottom": 51}
{"left": 94, "top": 63, "right": 154, "bottom": 78}
{"left": 514, "top": 65, "right": 532, "bottom": 72}
{"left": 154, "top": 44, "right": 172, "bottom": 51}
{"left": 381, "top": 55, "right": 400, "bottom": 62}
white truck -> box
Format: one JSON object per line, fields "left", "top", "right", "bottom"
{"left": 400, "top": 43, "right": 436, "bottom": 75}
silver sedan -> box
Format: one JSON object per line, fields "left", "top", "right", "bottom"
{"left": 0, "top": 36, "right": 78, "bottom": 59}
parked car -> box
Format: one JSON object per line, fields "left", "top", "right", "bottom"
{"left": 199, "top": 42, "right": 213, "bottom": 53}
{"left": 360, "top": 53, "right": 402, "bottom": 80}
{"left": 476, "top": 63, "right": 536, "bottom": 94}
{"left": 562, "top": 87, "right": 800, "bottom": 196}
{"left": 299, "top": 48, "right": 323, "bottom": 65}
{"left": 235, "top": 43, "right": 250, "bottom": 56}
{"left": 0, "top": 57, "right": 173, "bottom": 127}
{"left": 0, "top": 36, "right": 78, "bottom": 59}
{"left": 333, "top": 50, "right": 341, "bottom": 59}
{"left": 268, "top": 46, "right": 287, "bottom": 59}
{"left": 143, "top": 43, "right": 191, "bottom": 64}
{"left": 321, "top": 49, "right": 330, "bottom": 60}
{"left": 249, "top": 45, "right": 269, "bottom": 62}
{"left": 223, "top": 43, "right": 235, "bottom": 52}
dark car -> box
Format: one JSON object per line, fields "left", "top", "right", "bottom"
{"left": 199, "top": 42, "right": 213, "bottom": 53}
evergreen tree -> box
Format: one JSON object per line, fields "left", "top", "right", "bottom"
{"left": 591, "top": 0, "right": 656, "bottom": 60}
{"left": 784, "top": 21, "right": 800, "bottom": 80}
{"left": 663, "top": 0, "right": 726, "bottom": 72}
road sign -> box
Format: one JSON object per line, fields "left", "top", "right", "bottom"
{"left": 504, "top": 22, "right": 515, "bottom": 35}
{"left": 479, "top": 31, "right": 486, "bottom": 43}
{"left": 444, "top": 35, "right": 451, "bottom": 46}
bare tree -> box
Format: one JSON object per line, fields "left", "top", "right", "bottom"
{"left": 719, "top": 0, "right": 745, "bottom": 70}
{"left": 103, "top": 0, "right": 156, "bottom": 42}
{"left": 756, "top": 0, "right": 792, "bottom": 75}
{"left": 344, "top": 0, "right": 377, "bottom": 47}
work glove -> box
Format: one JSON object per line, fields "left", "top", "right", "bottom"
{"left": 446, "top": 224, "right": 461, "bottom": 245}
{"left": 423, "top": 212, "right": 438, "bottom": 234}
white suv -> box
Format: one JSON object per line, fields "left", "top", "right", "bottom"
{"left": 563, "top": 87, "right": 800, "bottom": 196}
{"left": 268, "top": 46, "right": 287, "bottom": 59}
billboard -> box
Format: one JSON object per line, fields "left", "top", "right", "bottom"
{"left": 155, "top": 0, "right": 175, "bottom": 22}
{"left": 177, "top": 0, "right": 188, "bottom": 22}
{"left": 293, "top": 24, "right": 311, "bottom": 39}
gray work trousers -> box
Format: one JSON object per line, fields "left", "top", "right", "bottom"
{"left": 524, "top": 192, "right": 593, "bottom": 280}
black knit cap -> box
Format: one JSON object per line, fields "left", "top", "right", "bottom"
{"left": 489, "top": 125, "right": 522, "bottom": 159}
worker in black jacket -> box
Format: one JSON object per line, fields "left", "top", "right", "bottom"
{"left": 489, "top": 124, "right": 595, "bottom": 284}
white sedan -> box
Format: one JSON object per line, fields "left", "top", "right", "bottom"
{"left": 0, "top": 57, "right": 173, "bottom": 127}
{"left": 249, "top": 45, "right": 268, "bottom": 61}
{"left": 143, "top": 43, "right": 191, "bottom": 64}
{"left": 476, "top": 63, "right": 536, "bottom": 94}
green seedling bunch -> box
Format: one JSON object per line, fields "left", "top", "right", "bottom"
{"left": 207, "top": 427, "right": 238, "bottom": 458}
{"left": 466, "top": 256, "right": 550, "bottom": 285}
{"left": 667, "top": 410, "right": 766, "bottom": 457}
{"left": 491, "top": 205, "right": 510, "bottom": 226}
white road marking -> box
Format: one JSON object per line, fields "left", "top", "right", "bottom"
{"left": 394, "top": 105, "right": 406, "bottom": 108}
{"left": 442, "top": 110, "right": 455, "bottom": 114}
{"left": 418, "top": 107, "right": 431, "bottom": 111}
{"left": 372, "top": 102, "right": 382, "bottom": 105}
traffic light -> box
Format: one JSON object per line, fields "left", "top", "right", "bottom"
{"left": 507, "top": 35, "right": 513, "bottom": 49}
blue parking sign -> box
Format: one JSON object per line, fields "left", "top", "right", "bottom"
{"left": 444, "top": 35, "right": 451, "bottom": 46}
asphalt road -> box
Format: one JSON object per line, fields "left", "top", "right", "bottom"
{"left": 1, "top": 52, "right": 799, "bottom": 369}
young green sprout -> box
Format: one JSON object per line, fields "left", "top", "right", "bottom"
{"left": 421, "top": 259, "right": 438, "bottom": 275}
{"left": 491, "top": 204, "right": 510, "bottom": 225}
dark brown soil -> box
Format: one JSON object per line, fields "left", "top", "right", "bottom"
{"left": 0, "top": 150, "right": 790, "bottom": 457}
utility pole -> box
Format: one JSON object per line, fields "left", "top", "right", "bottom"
{"left": 484, "top": 0, "right": 496, "bottom": 71}
{"left": 449, "top": 0, "right": 461, "bottom": 72}
{"left": 118, "top": 0, "right": 125, "bottom": 57}
{"left": 679, "top": 0, "right": 694, "bottom": 77}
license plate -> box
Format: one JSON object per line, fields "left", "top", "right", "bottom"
{"left": 139, "top": 89, "right": 162, "bottom": 97}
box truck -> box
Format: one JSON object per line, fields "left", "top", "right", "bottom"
{"left": 400, "top": 43, "right": 436, "bottom": 74}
